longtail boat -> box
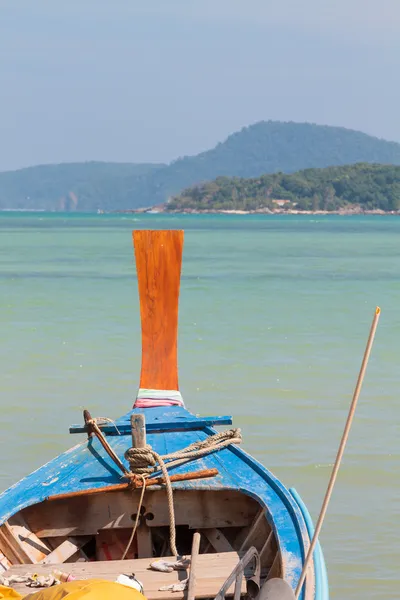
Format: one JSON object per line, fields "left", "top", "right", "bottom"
{"left": 0, "top": 230, "right": 329, "bottom": 600}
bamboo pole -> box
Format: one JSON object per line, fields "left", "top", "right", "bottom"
{"left": 295, "top": 306, "right": 381, "bottom": 599}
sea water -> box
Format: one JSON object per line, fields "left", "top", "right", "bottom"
{"left": 0, "top": 213, "right": 399, "bottom": 598}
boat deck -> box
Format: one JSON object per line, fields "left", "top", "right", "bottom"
{"left": 5, "top": 552, "right": 246, "bottom": 599}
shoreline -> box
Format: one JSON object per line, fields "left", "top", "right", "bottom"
{"left": 115, "top": 207, "right": 400, "bottom": 216}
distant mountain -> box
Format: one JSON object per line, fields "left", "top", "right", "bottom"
{"left": 2, "top": 121, "right": 400, "bottom": 211}
{"left": 0, "top": 162, "right": 164, "bottom": 211}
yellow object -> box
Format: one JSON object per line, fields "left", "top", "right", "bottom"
{"left": 10, "top": 580, "right": 146, "bottom": 600}
{"left": 0, "top": 584, "right": 23, "bottom": 599}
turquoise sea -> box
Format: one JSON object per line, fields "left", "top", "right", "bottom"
{"left": 0, "top": 213, "right": 399, "bottom": 598}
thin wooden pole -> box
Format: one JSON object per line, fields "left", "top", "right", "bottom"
{"left": 187, "top": 532, "right": 201, "bottom": 600}
{"left": 295, "top": 306, "right": 381, "bottom": 599}
{"left": 83, "top": 410, "right": 130, "bottom": 477}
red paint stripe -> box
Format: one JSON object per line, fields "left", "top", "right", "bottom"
{"left": 101, "top": 542, "right": 113, "bottom": 561}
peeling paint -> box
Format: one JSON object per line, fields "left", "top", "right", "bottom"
{"left": 42, "top": 477, "right": 59, "bottom": 486}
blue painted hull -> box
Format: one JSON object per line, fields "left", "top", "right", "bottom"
{"left": 0, "top": 405, "right": 329, "bottom": 599}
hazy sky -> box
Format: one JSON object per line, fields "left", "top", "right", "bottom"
{"left": 1, "top": 0, "right": 399, "bottom": 171}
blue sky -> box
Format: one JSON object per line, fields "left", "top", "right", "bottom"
{"left": 1, "top": 0, "right": 399, "bottom": 170}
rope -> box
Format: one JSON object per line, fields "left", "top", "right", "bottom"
{"left": 124, "top": 428, "right": 242, "bottom": 475}
{"left": 122, "top": 451, "right": 178, "bottom": 558}
{"left": 124, "top": 428, "right": 242, "bottom": 558}
{"left": 121, "top": 474, "right": 147, "bottom": 560}
{"left": 152, "top": 449, "right": 177, "bottom": 557}
{"left": 92, "top": 417, "right": 121, "bottom": 435}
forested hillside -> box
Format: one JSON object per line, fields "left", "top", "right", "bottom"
{"left": 167, "top": 164, "right": 400, "bottom": 212}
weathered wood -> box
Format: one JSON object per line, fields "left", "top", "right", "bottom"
{"left": 9, "top": 526, "right": 50, "bottom": 563}
{"left": 131, "top": 414, "right": 146, "bottom": 448}
{"left": 5, "top": 552, "right": 246, "bottom": 599}
{"left": 7, "top": 515, "right": 51, "bottom": 563}
{"left": 136, "top": 522, "right": 153, "bottom": 558}
{"left": 238, "top": 508, "right": 267, "bottom": 551}
{"left": 46, "top": 468, "right": 219, "bottom": 502}
{"left": 259, "top": 532, "right": 276, "bottom": 568}
{"left": 201, "top": 528, "right": 233, "bottom": 553}
{"left": 23, "top": 490, "right": 258, "bottom": 538}
{"left": 40, "top": 536, "right": 90, "bottom": 564}
{"left": 133, "top": 229, "right": 184, "bottom": 391}
{"left": 187, "top": 532, "right": 201, "bottom": 600}
{"left": 45, "top": 535, "right": 89, "bottom": 562}
{"left": 0, "top": 523, "right": 34, "bottom": 565}
{"left": 131, "top": 414, "right": 146, "bottom": 449}
{"left": 0, "top": 550, "right": 11, "bottom": 572}
{"left": 95, "top": 530, "right": 137, "bottom": 561}
{"left": 267, "top": 553, "right": 281, "bottom": 581}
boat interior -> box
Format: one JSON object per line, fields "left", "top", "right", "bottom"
{"left": 1, "top": 488, "right": 280, "bottom": 599}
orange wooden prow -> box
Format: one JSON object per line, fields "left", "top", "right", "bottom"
{"left": 133, "top": 230, "right": 184, "bottom": 400}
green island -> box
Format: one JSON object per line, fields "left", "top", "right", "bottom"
{"left": 2, "top": 121, "right": 400, "bottom": 212}
{"left": 164, "top": 164, "right": 400, "bottom": 214}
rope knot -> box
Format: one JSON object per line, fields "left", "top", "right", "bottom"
{"left": 124, "top": 428, "right": 242, "bottom": 477}
{"left": 124, "top": 445, "right": 158, "bottom": 474}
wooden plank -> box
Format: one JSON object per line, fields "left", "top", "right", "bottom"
{"left": 133, "top": 229, "right": 184, "bottom": 391}
{"left": 238, "top": 509, "right": 266, "bottom": 551}
{"left": 187, "top": 532, "right": 201, "bottom": 600}
{"left": 0, "top": 523, "right": 34, "bottom": 565}
{"left": 69, "top": 416, "right": 233, "bottom": 435}
{"left": 8, "top": 525, "right": 50, "bottom": 563}
{"left": 0, "top": 550, "right": 11, "bottom": 572}
{"left": 40, "top": 537, "right": 91, "bottom": 564}
{"left": 0, "top": 533, "right": 20, "bottom": 566}
{"left": 236, "top": 511, "right": 271, "bottom": 554}
{"left": 22, "top": 490, "right": 258, "bottom": 538}
{"left": 259, "top": 532, "right": 276, "bottom": 567}
{"left": 6, "top": 515, "right": 51, "bottom": 563}
{"left": 95, "top": 530, "right": 137, "bottom": 561}
{"left": 266, "top": 553, "right": 281, "bottom": 580}
{"left": 136, "top": 523, "right": 153, "bottom": 558}
{"left": 5, "top": 551, "right": 246, "bottom": 599}
{"left": 201, "top": 529, "right": 233, "bottom": 553}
